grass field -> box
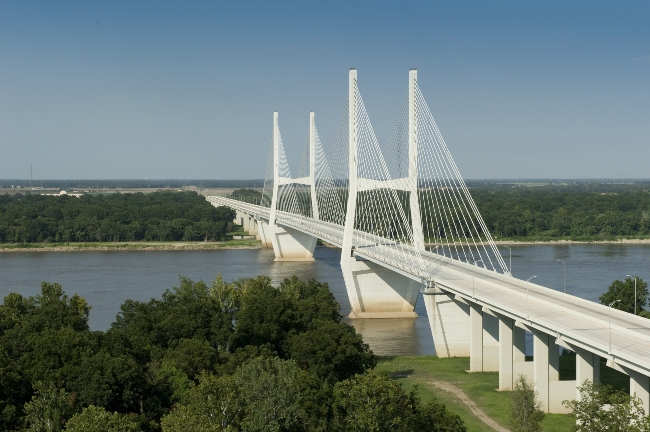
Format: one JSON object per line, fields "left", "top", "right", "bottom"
{"left": 377, "top": 356, "right": 576, "bottom": 432}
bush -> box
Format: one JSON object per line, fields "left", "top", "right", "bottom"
{"left": 509, "top": 375, "right": 544, "bottom": 432}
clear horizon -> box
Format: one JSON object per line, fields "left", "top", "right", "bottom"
{"left": 1, "top": 1, "right": 649, "bottom": 180}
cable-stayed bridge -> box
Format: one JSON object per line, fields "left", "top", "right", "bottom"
{"left": 207, "top": 69, "right": 650, "bottom": 414}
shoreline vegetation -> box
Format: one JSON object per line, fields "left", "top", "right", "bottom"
{"left": 3, "top": 186, "right": 650, "bottom": 252}
{"left": 0, "top": 239, "right": 262, "bottom": 252}
{"left": 2, "top": 236, "right": 650, "bottom": 252}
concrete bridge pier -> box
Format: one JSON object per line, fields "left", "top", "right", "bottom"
{"left": 234, "top": 210, "right": 243, "bottom": 227}
{"left": 627, "top": 369, "right": 650, "bottom": 414}
{"left": 269, "top": 224, "right": 316, "bottom": 261}
{"left": 422, "top": 288, "right": 470, "bottom": 357}
{"left": 243, "top": 214, "right": 258, "bottom": 235}
{"left": 570, "top": 344, "right": 600, "bottom": 399}
{"left": 256, "top": 220, "right": 272, "bottom": 248}
{"left": 341, "top": 255, "right": 420, "bottom": 318}
{"left": 576, "top": 348, "right": 600, "bottom": 386}
{"left": 468, "top": 303, "right": 499, "bottom": 372}
{"left": 528, "top": 329, "right": 574, "bottom": 413}
{"left": 511, "top": 324, "right": 534, "bottom": 388}
{"left": 497, "top": 315, "right": 514, "bottom": 389}
{"left": 494, "top": 317, "right": 534, "bottom": 391}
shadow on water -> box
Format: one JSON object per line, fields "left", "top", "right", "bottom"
{"left": 348, "top": 318, "right": 421, "bottom": 356}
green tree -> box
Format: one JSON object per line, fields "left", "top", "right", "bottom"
{"left": 160, "top": 374, "right": 244, "bottom": 432}
{"left": 599, "top": 276, "right": 648, "bottom": 315}
{"left": 230, "top": 276, "right": 341, "bottom": 356}
{"left": 410, "top": 399, "right": 467, "bottom": 432}
{"left": 109, "top": 277, "right": 232, "bottom": 354}
{"left": 161, "top": 338, "right": 218, "bottom": 379}
{"left": 0, "top": 346, "right": 29, "bottom": 430}
{"left": 286, "top": 320, "right": 376, "bottom": 382}
{"left": 509, "top": 375, "right": 544, "bottom": 432}
{"left": 332, "top": 370, "right": 418, "bottom": 432}
{"left": 72, "top": 350, "right": 145, "bottom": 413}
{"left": 23, "top": 381, "right": 76, "bottom": 432}
{"left": 230, "top": 189, "right": 262, "bottom": 203}
{"left": 64, "top": 406, "right": 140, "bottom": 432}
{"left": 563, "top": 380, "right": 650, "bottom": 431}
{"left": 0, "top": 284, "right": 94, "bottom": 427}
{"left": 234, "top": 356, "right": 326, "bottom": 432}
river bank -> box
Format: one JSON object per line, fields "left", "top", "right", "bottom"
{"left": 0, "top": 239, "right": 263, "bottom": 252}
{"left": 2, "top": 237, "right": 650, "bottom": 252}
{"left": 493, "top": 238, "right": 650, "bottom": 245}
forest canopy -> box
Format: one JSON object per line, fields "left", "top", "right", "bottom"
{"left": 0, "top": 191, "right": 236, "bottom": 243}
{"left": 3, "top": 185, "right": 650, "bottom": 244}
{"left": 473, "top": 188, "right": 650, "bottom": 240}
{"left": 0, "top": 276, "right": 465, "bottom": 432}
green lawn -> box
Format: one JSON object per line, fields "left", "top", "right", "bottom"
{"left": 377, "top": 356, "right": 575, "bottom": 432}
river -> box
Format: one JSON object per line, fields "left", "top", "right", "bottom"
{"left": 0, "top": 244, "right": 648, "bottom": 356}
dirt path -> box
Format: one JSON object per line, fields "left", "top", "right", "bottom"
{"left": 426, "top": 380, "right": 510, "bottom": 432}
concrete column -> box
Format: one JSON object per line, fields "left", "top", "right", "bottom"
{"left": 575, "top": 347, "right": 599, "bottom": 400}
{"left": 243, "top": 215, "right": 251, "bottom": 233}
{"left": 423, "top": 289, "right": 470, "bottom": 357}
{"left": 469, "top": 303, "right": 483, "bottom": 372}
{"left": 482, "top": 313, "right": 500, "bottom": 371}
{"left": 514, "top": 326, "right": 526, "bottom": 362}
{"left": 533, "top": 330, "right": 560, "bottom": 412}
{"left": 342, "top": 256, "right": 420, "bottom": 318}
{"left": 533, "top": 329, "right": 551, "bottom": 412}
{"left": 629, "top": 371, "right": 650, "bottom": 415}
{"left": 247, "top": 216, "right": 258, "bottom": 235}
{"left": 257, "top": 220, "right": 272, "bottom": 248}
{"left": 498, "top": 315, "right": 514, "bottom": 390}
{"left": 549, "top": 343, "right": 560, "bottom": 382}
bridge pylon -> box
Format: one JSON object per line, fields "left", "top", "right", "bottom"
{"left": 268, "top": 112, "right": 318, "bottom": 261}
{"left": 340, "top": 68, "right": 421, "bottom": 318}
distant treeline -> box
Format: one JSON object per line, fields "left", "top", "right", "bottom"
{"left": 474, "top": 188, "right": 650, "bottom": 239}
{"left": 0, "top": 179, "right": 265, "bottom": 189}
{"left": 3, "top": 179, "right": 650, "bottom": 191}
{"left": 232, "top": 186, "right": 650, "bottom": 240}
{"left": 0, "top": 191, "right": 236, "bottom": 243}
{"left": 3, "top": 186, "right": 650, "bottom": 244}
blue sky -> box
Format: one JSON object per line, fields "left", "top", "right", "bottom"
{"left": 1, "top": 1, "right": 649, "bottom": 180}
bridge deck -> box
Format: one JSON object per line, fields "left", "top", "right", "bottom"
{"left": 208, "top": 196, "right": 650, "bottom": 376}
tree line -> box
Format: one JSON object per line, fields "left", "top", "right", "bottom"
{"left": 0, "top": 191, "right": 236, "bottom": 243}
{"left": 5, "top": 185, "right": 650, "bottom": 245}
{"left": 474, "top": 188, "right": 650, "bottom": 240}
{"left": 0, "top": 276, "right": 465, "bottom": 431}
{"left": 237, "top": 185, "right": 650, "bottom": 240}
{"left": 0, "top": 180, "right": 264, "bottom": 189}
